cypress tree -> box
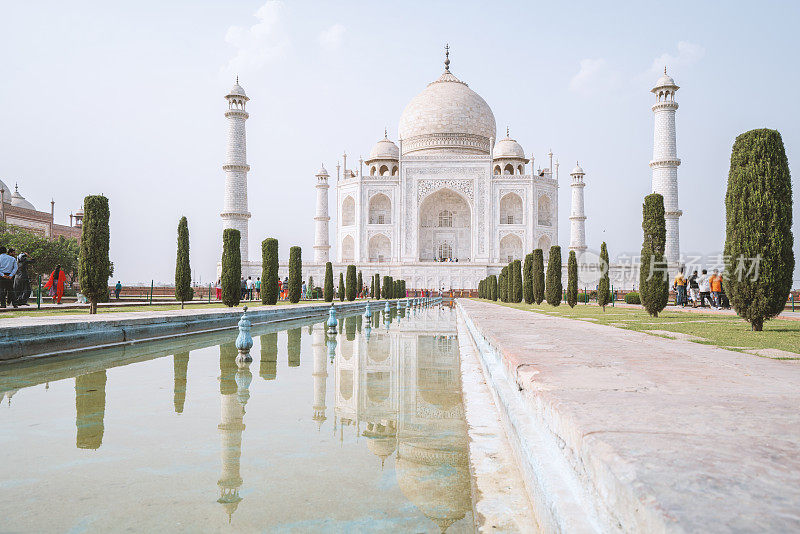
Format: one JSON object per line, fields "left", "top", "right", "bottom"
{"left": 346, "top": 265, "right": 357, "bottom": 301}
{"left": 510, "top": 260, "right": 522, "bottom": 303}
{"left": 262, "top": 238, "right": 279, "bottom": 305}
{"left": 383, "top": 276, "right": 393, "bottom": 299}
{"left": 499, "top": 267, "right": 508, "bottom": 302}
{"left": 375, "top": 273, "right": 381, "bottom": 299}
{"left": 724, "top": 129, "right": 794, "bottom": 331}
{"left": 523, "top": 252, "right": 534, "bottom": 304}
{"left": 489, "top": 275, "right": 498, "bottom": 301}
{"left": 532, "top": 249, "right": 545, "bottom": 304}
{"left": 175, "top": 216, "right": 192, "bottom": 306}
{"left": 357, "top": 270, "right": 363, "bottom": 298}
{"left": 288, "top": 246, "right": 302, "bottom": 303}
{"left": 639, "top": 193, "right": 669, "bottom": 317}
{"left": 220, "top": 228, "right": 241, "bottom": 307}
{"left": 338, "top": 272, "right": 345, "bottom": 301}
{"left": 545, "top": 246, "right": 562, "bottom": 306}
{"left": 567, "top": 250, "right": 578, "bottom": 308}
{"left": 323, "top": 262, "right": 334, "bottom": 302}
{"left": 598, "top": 242, "right": 610, "bottom": 310}
{"left": 79, "top": 195, "right": 111, "bottom": 314}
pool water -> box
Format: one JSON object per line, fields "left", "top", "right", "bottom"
{"left": 0, "top": 305, "right": 472, "bottom": 533}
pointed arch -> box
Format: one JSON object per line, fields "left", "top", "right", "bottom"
{"left": 341, "top": 196, "right": 355, "bottom": 226}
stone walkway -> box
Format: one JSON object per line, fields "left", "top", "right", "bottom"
{"left": 458, "top": 299, "right": 800, "bottom": 532}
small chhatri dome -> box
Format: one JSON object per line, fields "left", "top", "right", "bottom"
{"left": 10, "top": 184, "right": 36, "bottom": 210}
{"left": 571, "top": 161, "right": 585, "bottom": 175}
{"left": 227, "top": 76, "right": 248, "bottom": 99}
{"left": 653, "top": 67, "right": 678, "bottom": 91}
{"left": 493, "top": 128, "right": 525, "bottom": 159}
{"left": 367, "top": 134, "right": 399, "bottom": 161}
{"left": 316, "top": 164, "right": 329, "bottom": 177}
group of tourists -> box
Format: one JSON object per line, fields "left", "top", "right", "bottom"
{"left": 0, "top": 245, "right": 67, "bottom": 307}
{"left": 240, "top": 276, "right": 261, "bottom": 301}
{"left": 672, "top": 267, "right": 729, "bottom": 309}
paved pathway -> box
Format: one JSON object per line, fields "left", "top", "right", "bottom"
{"left": 459, "top": 299, "right": 800, "bottom": 532}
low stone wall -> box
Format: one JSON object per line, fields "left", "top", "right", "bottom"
{"left": 0, "top": 300, "right": 399, "bottom": 362}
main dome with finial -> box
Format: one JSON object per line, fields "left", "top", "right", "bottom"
{"left": 398, "top": 45, "right": 496, "bottom": 155}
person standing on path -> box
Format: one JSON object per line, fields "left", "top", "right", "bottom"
{"left": 0, "top": 246, "right": 19, "bottom": 308}
{"left": 709, "top": 270, "right": 723, "bottom": 310}
{"left": 688, "top": 271, "right": 699, "bottom": 308}
{"left": 673, "top": 268, "right": 687, "bottom": 307}
{"left": 698, "top": 269, "right": 712, "bottom": 308}
{"left": 255, "top": 277, "right": 261, "bottom": 301}
{"left": 114, "top": 281, "right": 122, "bottom": 300}
{"left": 246, "top": 276, "right": 254, "bottom": 301}
{"left": 44, "top": 264, "right": 66, "bottom": 305}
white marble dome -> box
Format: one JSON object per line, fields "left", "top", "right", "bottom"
{"left": 493, "top": 136, "right": 525, "bottom": 159}
{"left": 0, "top": 178, "right": 10, "bottom": 199}
{"left": 227, "top": 81, "right": 247, "bottom": 98}
{"left": 571, "top": 163, "right": 585, "bottom": 175}
{"left": 398, "top": 71, "right": 496, "bottom": 155}
{"left": 368, "top": 137, "right": 399, "bottom": 161}
{"left": 10, "top": 186, "right": 35, "bottom": 210}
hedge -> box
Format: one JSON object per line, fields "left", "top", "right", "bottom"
{"left": 262, "top": 238, "right": 279, "bottom": 304}
{"left": 288, "top": 246, "right": 302, "bottom": 303}
{"left": 220, "top": 228, "right": 241, "bottom": 307}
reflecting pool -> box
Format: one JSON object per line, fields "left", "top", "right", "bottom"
{"left": 0, "top": 304, "right": 472, "bottom": 533}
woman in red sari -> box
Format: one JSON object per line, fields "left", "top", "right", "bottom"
{"left": 44, "top": 265, "right": 66, "bottom": 304}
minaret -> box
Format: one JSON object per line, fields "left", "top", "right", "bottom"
{"left": 311, "top": 323, "right": 328, "bottom": 429}
{"left": 569, "top": 163, "right": 587, "bottom": 258}
{"left": 650, "top": 68, "right": 681, "bottom": 265}
{"left": 314, "top": 165, "right": 331, "bottom": 264}
{"left": 222, "top": 78, "right": 251, "bottom": 264}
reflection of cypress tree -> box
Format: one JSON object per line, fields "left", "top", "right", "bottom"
{"left": 219, "top": 342, "right": 238, "bottom": 395}
{"left": 259, "top": 333, "right": 278, "bottom": 380}
{"left": 287, "top": 328, "right": 301, "bottom": 367}
{"left": 372, "top": 313, "right": 380, "bottom": 329}
{"left": 355, "top": 314, "right": 363, "bottom": 334}
{"left": 173, "top": 352, "right": 189, "bottom": 414}
{"left": 345, "top": 315, "right": 357, "bottom": 341}
{"left": 75, "top": 370, "right": 107, "bottom": 450}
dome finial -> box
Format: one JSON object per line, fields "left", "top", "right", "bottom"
{"left": 444, "top": 43, "right": 450, "bottom": 72}
{"left": 506, "top": 126, "right": 509, "bottom": 137}
{"left": 664, "top": 66, "right": 667, "bottom": 75}
{"left": 384, "top": 127, "right": 388, "bottom": 139}
{"left": 236, "top": 74, "right": 239, "bottom": 84}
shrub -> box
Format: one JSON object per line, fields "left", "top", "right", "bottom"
{"left": 220, "top": 228, "right": 241, "bottom": 307}
{"left": 357, "top": 270, "right": 363, "bottom": 297}
{"left": 532, "top": 249, "right": 545, "bottom": 304}
{"left": 724, "top": 129, "right": 794, "bottom": 331}
{"left": 598, "top": 242, "right": 610, "bottom": 310}
{"left": 383, "top": 276, "right": 393, "bottom": 299}
{"left": 78, "top": 195, "right": 111, "bottom": 314}
{"left": 339, "top": 272, "right": 345, "bottom": 301}
{"left": 511, "top": 259, "right": 523, "bottom": 303}
{"left": 489, "top": 275, "right": 498, "bottom": 301}
{"left": 499, "top": 266, "right": 508, "bottom": 302}
{"left": 625, "top": 292, "right": 641, "bottom": 304}
{"left": 523, "top": 253, "right": 534, "bottom": 304}
{"left": 262, "top": 238, "right": 279, "bottom": 305}
{"left": 374, "top": 273, "right": 381, "bottom": 299}
{"left": 567, "top": 250, "right": 578, "bottom": 308}
{"left": 323, "top": 262, "right": 333, "bottom": 302}
{"left": 288, "top": 246, "right": 302, "bottom": 303}
{"left": 545, "top": 246, "right": 562, "bottom": 306}
{"left": 346, "top": 265, "right": 357, "bottom": 301}
{"left": 175, "top": 216, "right": 192, "bottom": 304}
{"left": 639, "top": 194, "right": 669, "bottom": 317}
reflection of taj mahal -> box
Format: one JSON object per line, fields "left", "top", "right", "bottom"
{"left": 330, "top": 309, "right": 472, "bottom": 532}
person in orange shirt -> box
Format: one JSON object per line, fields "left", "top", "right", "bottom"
{"left": 673, "top": 267, "right": 687, "bottom": 307}
{"left": 709, "top": 269, "right": 723, "bottom": 309}
{"left": 44, "top": 264, "right": 66, "bottom": 304}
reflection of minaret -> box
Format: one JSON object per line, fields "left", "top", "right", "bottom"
{"left": 217, "top": 343, "right": 244, "bottom": 522}
{"left": 173, "top": 352, "right": 189, "bottom": 414}
{"left": 287, "top": 328, "right": 301, "bottom": 367}
{"left": 259, "top": 333, "right": 278, "bottom": 380}
{"left": 75, "top": 370, "right": 107, "bottom": 450}
{"left": 311, "top": 323, "right": 328, "bottom": 429}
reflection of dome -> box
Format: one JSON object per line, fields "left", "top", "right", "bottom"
{"left": 396, "top": 442, "right": 471, "bottom": 533}
{"left": 366, "top": 435, "right": 397, "bottom": 468}
{"left": 398, "top": 70, "right": 496, "bottom": 155}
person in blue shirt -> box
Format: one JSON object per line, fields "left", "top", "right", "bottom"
{"left": 0, "top": 246, "right": 19, "bottom": 308}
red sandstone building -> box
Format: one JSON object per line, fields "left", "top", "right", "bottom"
{"left": 0, "top": 178, "right": 82, "bottom": 241}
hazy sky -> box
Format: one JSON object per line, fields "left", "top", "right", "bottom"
{"left": 1, "top": 0, "right": 797, "bottom": 285}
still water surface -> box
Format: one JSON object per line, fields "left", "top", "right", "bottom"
{"left": 0, "top": 305, "right": 471, "bottom": 533}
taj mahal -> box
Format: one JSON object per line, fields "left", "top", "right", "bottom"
{"left": 220, "top": 49, "right": 682, "bottom": 291}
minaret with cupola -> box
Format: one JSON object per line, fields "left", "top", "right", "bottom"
{"left": 314, "top": 165, "right": 331, "bottom": 263}
{"left": 222, "top": 77, "right": 251, "bottom": 264}
{"left": 569, "top": 163, "right": 587, "bottom": 258}
{"left": 650, "top": 68, "right": 681, "bottom": 265}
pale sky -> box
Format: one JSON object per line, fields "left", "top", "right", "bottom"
{"left": 0, "top": 0, "right": 797, "bottom": 285}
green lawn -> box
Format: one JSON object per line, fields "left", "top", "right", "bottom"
{"left": 480, "top": 300, "right": 800, "bottom": 359}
